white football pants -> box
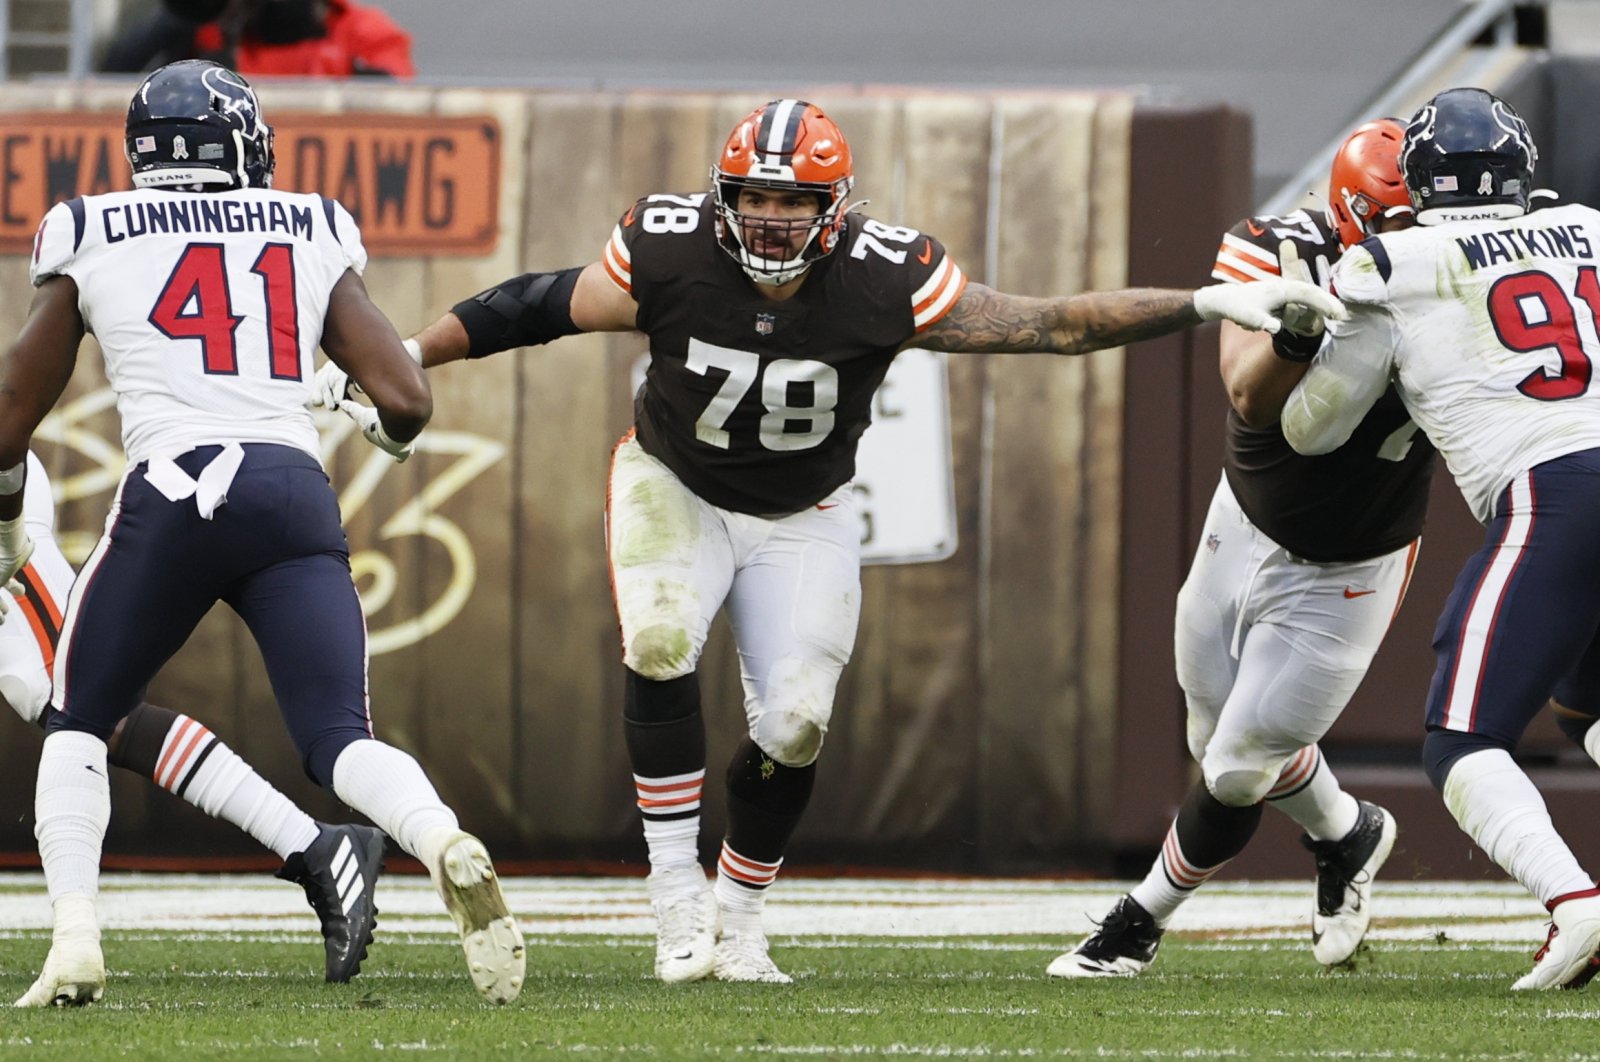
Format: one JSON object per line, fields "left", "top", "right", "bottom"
{"left": 606, "top": 434, "right": 862, "bottom": 767}
{"left": 1175, "top": 476, "right": 1418, "bottom": 806}
{"left": 0, "top": 454, "right": 75, "bottom": 724}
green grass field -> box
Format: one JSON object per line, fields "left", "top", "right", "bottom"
{"left": 1, "top": 875, "right": 1594, "bottom": 1059}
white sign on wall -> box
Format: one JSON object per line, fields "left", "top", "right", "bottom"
{"left": 853, "top": 348, "right": 957, "bottom": 565}
{"left": 630, "top": 348, "right": 958, "bottom": 565}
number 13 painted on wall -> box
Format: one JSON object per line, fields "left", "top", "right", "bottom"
{"left": 149, "top": 242, "right": 302, "bottom": 380}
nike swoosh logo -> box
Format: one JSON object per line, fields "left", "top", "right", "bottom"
{"left": 1246, "top": 220, "right": 1267, "bottom": 237}
{"left": 85, "top": 764, "right": 103, "bottom": 776}
{"left": 1343, "top": 588, "right": 1377, "bottom": 599}
{"left": 817, "top": 503, "right": 839, "bottom": 510}
{"left": 672, "top": 950, "right": 694, "bottom": 961}
{"left": 917, "top": 239, "right": 933, "bottom": 265}
{"left": 623, "top": 205, "right": 637, "bottom": 227}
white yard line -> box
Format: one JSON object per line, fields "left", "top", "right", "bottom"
{"left": 0, "top": 873, "right": 1550, "bottom": 942}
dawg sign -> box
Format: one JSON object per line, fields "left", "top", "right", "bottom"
{"left": 0, "top": 111, "right": 500, "bottom": 256}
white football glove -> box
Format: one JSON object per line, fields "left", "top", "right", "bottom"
{"left": 310, "top": 339, "right": 422, "bottom": 411}
{"left": 1193, "top": 274, "right": 1346, "bottom": 335}
{"left": 0, "top": 515, "right": 36, "bottom": 618}
{"left": 310, "top": 359, "right": 355, "bottom": 410}
{"left": 1276, "top": 240, "right": 1326, "bottom": 338}
{"left": 335, "top": 397, "right": 416, "bottom": 463}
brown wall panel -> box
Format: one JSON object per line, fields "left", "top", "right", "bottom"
{"left": 0, "top": 86, "right": 1276, "bottom": 876}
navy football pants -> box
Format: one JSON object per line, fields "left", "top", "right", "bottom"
{"left": 1425, "top": 448, "right": 1600, "bottom": 748}
{"left": 46, "top": 444, "right": 371, "bottom": 785}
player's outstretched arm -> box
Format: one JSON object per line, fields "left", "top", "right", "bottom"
{"left": 0, "top": 278, "right": 82, "bottom": 520}
{"left": 321, "top": 269, "right": 432, "bottom": 459}
{"left": 411, "top": 260, "right": 638, "bottom": 368}
{"left": 915, "top": 278, "right": 1343, "bottom": 356}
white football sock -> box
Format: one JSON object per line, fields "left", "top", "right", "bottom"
{"left": 155, "top": 715, "right": 318, "bottom": 860}
{"left": 1268, "top": 747, "right": 1360, "bottom": 841}
{"left": 1584, "top": 723, "right": 1600, "bottom": 770}
{"left": 714, "top": 843, "right": 779, "bottom": 924}
{"left": 1442, "top": 748, "right": 1592, "bottom": 905}
{"left": 331, "top": 739, "right": 459, "bottom": 866}
{"left": 635, "top": 769, "right": 703, "bottom": 870}
{"left": 35, "top": 731, "right": 111, "bottom": 903}
{"left": 1130, "top": 823, "right": 1217, "bottom": 926}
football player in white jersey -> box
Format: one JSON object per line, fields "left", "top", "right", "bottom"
{"left": 0, "top": 60, "right": 523, "bottom": 1007}
{"left": 1284, "top": 87, "right": 1600, "bottom": 990}
{"left": 3, "top": 448, "right": 389, "bottom": 985}
{"left": 1052, "top": 121, "right": 1423, "bottom": 978}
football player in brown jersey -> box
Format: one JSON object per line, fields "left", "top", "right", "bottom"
{"left": 1051, "top": 120, "right": 1427, "bottom": 979}
{"left": 318, "top": 98, "right": 1341, "bottom": 984}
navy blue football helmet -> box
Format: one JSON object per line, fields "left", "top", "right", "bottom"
{"left": 1400, "top": 87, "right": 1536, "bottom": 221}
{"left": 125, "top": 60, "right": 275, "bottom": 191}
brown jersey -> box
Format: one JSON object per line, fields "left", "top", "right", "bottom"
{"left": 1209, "top": 209, "right": 1435, "bottom": 562}
{"left": 601, "top": 192, "right": 966, "bottom": 515}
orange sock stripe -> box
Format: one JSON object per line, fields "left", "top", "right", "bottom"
{"left": 718, "top": 853, "right": 781, "bottom": 885}
{"left": 156, "top": 718, "right": 212, "bottom": 791}
{"left": 1267, "top": 747, "right": 1319, "bottom": 798}
{"left": 637, "top": 794, "right": 702, "bottom": 810}
{"left": 719, "top": 844, "right": 781, "bottom": 875}
{"left": 634, "top": 778, "right": 704, "bottom": 795}
{"left": 153, "top": 718, "right": 198, "bottom": 787}
{"left": 1160, "top": 829, "right": 1210, "bottom": 888}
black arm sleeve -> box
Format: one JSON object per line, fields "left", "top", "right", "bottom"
{"left": 449, "top": 268, "right": 584, "bottom": 360}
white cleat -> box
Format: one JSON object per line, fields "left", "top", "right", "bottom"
{"left": 713, "top": 929, "right": 793, "bottom": 984}
{"left": 648, "top": 866, "right": 719, "bottom": 984}
{"left": 1303, "top": 800, "right": 1397, "bottom": 966}
{"left": 1513, "top": 891, "right": 1600, "bottom": 990}
{"left": 431, "top": 833, "right": 525, "bottom": 1004}
{"left": 14, "top": 937, "right": 105, "bottom": 1008}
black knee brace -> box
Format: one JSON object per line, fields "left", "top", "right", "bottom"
{"left": 106, "top": 701, "right": 182, "bottom": 775}
{"left": 1175, "top": 780, "right": 1264, "bottom": 869}
{"left": 724, "top": 737, "right": 817, "bottom": 864}
{"left": 1422, "top": 727, "right": 1514, "bottom": 791}
{"left": 623, "top": 670, "right": 700, "bottom": 724}
{"left": 623, "top": 669, "right": 704, "bottom": 779}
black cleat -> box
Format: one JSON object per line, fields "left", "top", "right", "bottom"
{"left": 1301, "top": 800, "right": 1396, "bottom": 966}
{"left": 1046, "top": 895, "right": 1164, "bottom": 977}
{"left": 277, "top": 822, "right": 386, "bottom": 983}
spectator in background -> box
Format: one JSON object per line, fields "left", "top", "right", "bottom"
{"left": 102, "top": 0, "right": 413, "bottom": 78}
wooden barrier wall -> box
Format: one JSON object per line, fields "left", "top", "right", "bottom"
{"left": 0, "top": 83, "right": 1248, "bottom": 873}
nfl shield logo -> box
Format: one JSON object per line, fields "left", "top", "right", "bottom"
{"left": 754, "top": 313, "right": 775, "bottom": 336}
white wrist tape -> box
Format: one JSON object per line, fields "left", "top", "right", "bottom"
{"left": 0, "top": 461, "right": 25, "bottom": 496}
{"left": 402, "top": 338, "right": 424, "bottom": 364}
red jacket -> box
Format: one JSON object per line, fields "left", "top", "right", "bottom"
{"left": 195, "top": 0, "right": 414, "bottom": 78}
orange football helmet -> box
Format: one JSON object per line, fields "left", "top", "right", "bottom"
{"left": 711, "top": 99, "right": 855, "bottom": 286}
{"left": 1327, "top": 118, "right": 1409, "bottom": 250}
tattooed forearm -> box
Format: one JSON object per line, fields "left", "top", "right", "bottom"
{"left": 915, "top": 283, "right": 1202, "bottom": 355}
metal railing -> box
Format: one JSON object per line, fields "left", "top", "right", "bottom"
{"left": 0, "top": 0, "right": 98, "bottom": 80}
{"left": 1259, "top": 0, "right": 1529, "bottom": 216}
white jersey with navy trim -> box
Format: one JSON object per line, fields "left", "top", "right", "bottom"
{"left": 29, "top": 187, "right": 366, "bottom": 466}
{"left": 1284, "top": 202, "right": 1600, "bottom": 522}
